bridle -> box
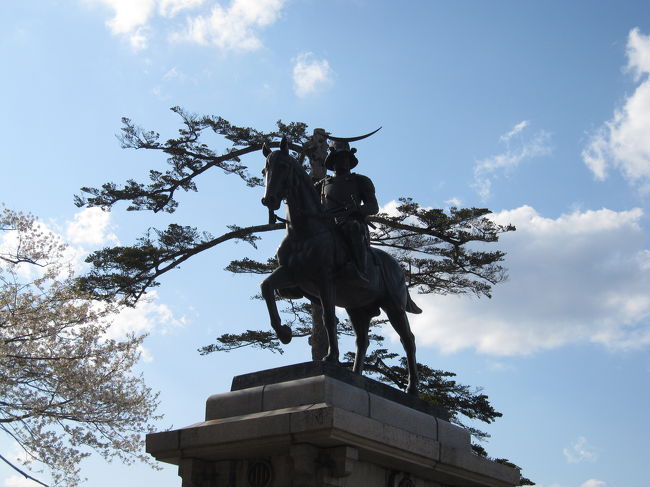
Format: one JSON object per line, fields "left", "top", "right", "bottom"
{"left": 264, "top": 152, "right": 327, "bottom": 226}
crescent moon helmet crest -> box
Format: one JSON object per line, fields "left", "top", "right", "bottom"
{"left": 324, "top": 127, "right": 381, "bottom": 171}
{"left": 326, "top": 126, "right": 382, "bottom": 143}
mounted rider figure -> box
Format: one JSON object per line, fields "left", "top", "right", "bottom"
{"left": 316, "top": 139, "right": 379, "bottom": 284}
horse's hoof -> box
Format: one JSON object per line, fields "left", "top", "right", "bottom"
{"left": 277, "top": 325, "right": 292, "bottom": 344}
{"left": 321, "top": 354, "right": 339, "bottom": 364}
{"left": 406, "top": 384, "right": 418, "bottom": 396}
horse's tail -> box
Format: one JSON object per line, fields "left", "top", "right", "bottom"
{"left": 406, "top": 291, "right": 422, "bottom": 314}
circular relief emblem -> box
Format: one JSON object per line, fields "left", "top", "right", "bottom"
{"left": 247, "top": 460, "right": 273, "bottom": 487}
{"left": 398, "top": 476, "right": 415, "bottom": 487}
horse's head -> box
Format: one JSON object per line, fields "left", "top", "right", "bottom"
{"left": 261, "top": 136, "right": 294, "bottom": 211}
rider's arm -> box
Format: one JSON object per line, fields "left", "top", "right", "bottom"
{"left": 313, "top": 177, "right": 326, "bottom": 202}
{"left": 355, "top": 175, "right": 379, "bottom": 217}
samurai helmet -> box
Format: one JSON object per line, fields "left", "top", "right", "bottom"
{"left": 324, "top": 127, "right": 381, "bottom": 171}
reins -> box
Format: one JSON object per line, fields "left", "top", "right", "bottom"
{"left": 268, "top": 209, "right": 289, "bottom": 224}
{"left": 268, "top": 155, "right": 326, "bottom": 225}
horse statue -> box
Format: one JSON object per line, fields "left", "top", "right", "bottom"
{"left": 260, "top": 137, "right": 422, "bottom": 394}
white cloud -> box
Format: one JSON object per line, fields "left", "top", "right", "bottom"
{"left": 473, "top": 121, "right": 551, "bottom": 200}
{"left": 89, "top": 0, "right": 279, "bottom": 51}
{"left": 581, "top": 480, "right": 606, "bottom": 487}
{"left": 626, "top": 27, "right": 650, "bottom": 80}
{"left": 583, "top": 28, "right": 650, "bottom": 190}
{"left": 159, "top": 0, "right": 204, "bottom": 17}
{"left": 107, "top": 291, "right": 186, "bottom": 341}
{"left": 171, "top": 0, "right": 286, "bottom": 51}
{"left": 1, "top": 443, "right": 38, "bottom": 487}
{"left": 103, "top": 291, "right": 187, "bottom": 362}
{"left": 85, "top": 0, "right": 157, "bottom": 49}
{"left": 582, "top": 126, "right": 609, "bottom": 181}
{"left": 128, "top": 27, "right": 150, "bottom": 50}
{"left": 61, "top": 208, "right": 118, "bottom": 275}
{"left": 2, "top": 207, "right": 117, "bottom": 278}
{"left": 3, "top": 476, "right": 38, "bottom": 487}
{"left": 292, "top": 52, "right": 333, "bottom": 97}
{"left": 564, "top": 436, "right": 597, "bottom": 463}
{"left": 380, "top": 200, "right": 401, "bottom": 216}
{"left": 444, "top": 197, "right": 462, "bottom": 208}
{"left": 409, "top": 205, "right": 650, "bottom": 355}
{"left": 65, "top": 207, "right": 117, "bottom": 246}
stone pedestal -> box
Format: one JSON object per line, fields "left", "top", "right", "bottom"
{"left": 146, "top": 362, "right": 520, "bottom": 487}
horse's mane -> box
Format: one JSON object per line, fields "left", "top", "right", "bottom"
{"left": 279, "top": 151, "right": 322, "bottom": 208}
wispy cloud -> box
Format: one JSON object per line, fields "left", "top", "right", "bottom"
{"left": 292, "top": 52, "right": 333, "bottom": 97}
{"left": 159, "top": 0, "right": 205, "bottom": 17}
{"left": 107, "top": 291, "right": 187, "bottom": 341}
{"left": 582, "top": 28, "right": 650, "bottom": 190}
{"left": 581, "top": 480, "right": 606, "bottom": 487}
{"left": 444, "top": 197, "right": 462, "bottom": 208}
{"left": 163, "top": 66, "right": 186, "bottom": 80}
{"left": 473, "top": 121, "right": 551, "bottom": 200}
{"left": 86, "top": 0, "right": 281, "bottom": 52}
{"left": 564, "top": 436, "right": 597, "bottom": 463}
{"left": 408, "top": 204, "right": 650, "bottom": 355}
{"left": 500, "top": 120, "right": 529, "bottom": 142}
{"left": 3, "top": 475, "right": 39, "bottom": 487}
{"left": 171, "top": 0, "right": 286, "bottom": 51}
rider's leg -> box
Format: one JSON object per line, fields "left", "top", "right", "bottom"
{"left": 342, "top": 220, "right": 369, "bottom": 282}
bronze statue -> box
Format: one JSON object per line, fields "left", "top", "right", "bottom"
{"left": 315, "top": 137, "right": 379, "bottom": 283}
{"left": 260, "top": 136, "right": 421, "bottom": 394}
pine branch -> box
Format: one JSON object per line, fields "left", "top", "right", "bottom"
{"left": 75, "top": 107, "right": 308, "bottom": 213}
{"left": 77, "top": 222, "right": 283, "bottom": 305}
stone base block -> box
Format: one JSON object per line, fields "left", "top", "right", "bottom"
{"left": 147, "top": 362, "right": 520, "bottom": 487}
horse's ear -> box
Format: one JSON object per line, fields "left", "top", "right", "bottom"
{"left": 280, "top": 136, "right": 289, "bottom": 154}
{"left": 262, "top": 141, "right": 271, "bottom": 157}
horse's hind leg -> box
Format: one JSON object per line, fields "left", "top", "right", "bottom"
{"left": 384, "top": 304, "right": 418, "bottom": 395}
{"left": 260, "top": 266, "right": 293, "bottom": 344}
{"left": 347, "top": 308, "right": 371, "bottom": 374}
{"left": 317, "top": 282, "right": 339, "bottom": 363}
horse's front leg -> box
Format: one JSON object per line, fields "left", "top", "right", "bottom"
{"left": 260, "top": 266, "right": 294, "bottom": 344}
{"left": 318, "top": 282, "right": 339, "bottom": 363}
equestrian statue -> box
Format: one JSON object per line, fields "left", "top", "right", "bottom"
{"left": 260, "top": 132, "right": 422, "bottom": 394}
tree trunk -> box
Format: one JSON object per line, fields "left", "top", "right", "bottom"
{"left": 306, "top": 128, "right": 329, "bottom": 360}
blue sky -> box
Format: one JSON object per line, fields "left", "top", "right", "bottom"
{"left": 2, "top": 1, "right": 650, "bottom": 486}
